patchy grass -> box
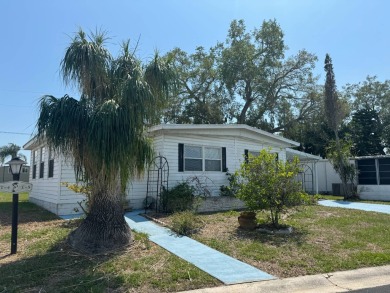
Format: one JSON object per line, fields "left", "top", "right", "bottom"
{"left": 0, "top": 193, "right": 220, "bottom": 292}
{"left": 2, "top": 192, "right": 390, "bottom": 291}
{"left": 318, "top": 194, "right": 344, "bottom": 201}
{"left": 154, "top": 205, "right": 390, "bottom": 278}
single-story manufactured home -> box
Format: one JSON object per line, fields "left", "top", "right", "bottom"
{"left": 25, "top": 124, "right": 323, "bottom": 216}
{"left": 24, "top": 124, "right": 390, "bottom": 216}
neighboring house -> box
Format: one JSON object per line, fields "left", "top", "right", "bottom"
{"left": 24, "top": 124, "right": 319, "bottom": 216}
{"left": 0, "top": 165, "right": 30, "bottom": 183}
{"left": 308, "top": 155, "right": 390, "bottom": 201}
{"left": 355, "top": 155, "right": 390, "bottom": 201}
{"left": 286, "top": 148, "right": 322, "bottom": 194}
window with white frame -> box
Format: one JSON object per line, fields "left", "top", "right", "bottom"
{"left": 184, "top": 145, "right": 203, "bottom": 171}
{"left": 204, "top": 147, "right": 222, "bottom": 171}
{"left": 249, "top": 150, "right": 260, "bottom": 157}
{"left": 244, "top": 149, "right": 278, "bottom": 163}
{"left": 180, "top": 144, "right": 225, "bottom": 172}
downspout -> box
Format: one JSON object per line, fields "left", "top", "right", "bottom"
{"left": 314, "top": 161, "right": 319, "bottom": 194}
{"left": 324, "top": 161, "right": 328, "bottom": 193}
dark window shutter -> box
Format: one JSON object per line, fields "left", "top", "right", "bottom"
{"left": 222, "top": 147, "right": 227, "bottom": 172}
{"left": 178, "top": 143, "right": 184, "bottom": 172}
{"left": 48, "top": 159, "right": 54, "bottom": 178}
{"left": 244, "top": 149, "right": 249, "bottom": 163}
{"left": 32, "top": 164, "right": 36, "bottom": 179}
{"left": 39, "top": 162, "right": 44, "bottom": 178}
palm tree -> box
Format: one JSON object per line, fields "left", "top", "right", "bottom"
{"left": 0, "top": 143, "right": 27, "bottom": 165}
{"left": 37, "top": 29, "right": 174, "bottom": 253}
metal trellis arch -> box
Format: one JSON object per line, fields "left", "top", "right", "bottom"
{"left": 145, "top": 156, "right": 169, "bottom": 213}
{"left": 298, "top": 163, "right": 314, "bottom": 194}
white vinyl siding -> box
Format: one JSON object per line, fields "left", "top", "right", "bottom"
{"left": 26, "top": 125, "right": 292, "bottom": 214}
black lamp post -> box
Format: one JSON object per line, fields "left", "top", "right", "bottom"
{"left": 6, "top": 157, "right": 27, "bottom": 254}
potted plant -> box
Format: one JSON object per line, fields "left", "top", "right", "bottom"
{"left": 238, "top": 210, "right": 257, "bottom": 230}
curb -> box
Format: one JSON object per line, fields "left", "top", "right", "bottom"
{"left": 179, "top": 265, "right": 390, "bottom": 293}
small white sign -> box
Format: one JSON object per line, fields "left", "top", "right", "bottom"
{"left": 0, "top": 181, "right": 33, "bottom": 193}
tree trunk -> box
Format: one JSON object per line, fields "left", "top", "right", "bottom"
{"left": 334, "top": 131, "right": 350, "bottom": 200}
{"left": 238, "top": 99, "right": 252, "bottom": 124}
{"left": 68, "top": 191, "right": 131, "bottom": 254}
{"left": 238, "top": 80, "right": 253, "bottom": 124}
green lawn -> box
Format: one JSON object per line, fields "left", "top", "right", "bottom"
{"left": 158, "top": 203, "right": 390, "bottom": 278}
{"left": 2, "top": 193, "right": 390, "bottom": 292}
{"left": 0, "top": 193, "right": 220, "bottom": 292}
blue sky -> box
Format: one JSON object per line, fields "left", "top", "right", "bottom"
{"left": 1, "top": 0, "right": 389, "bottom": 163}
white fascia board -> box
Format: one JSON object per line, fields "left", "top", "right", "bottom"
{"left": 149, "top": 124, "right": 299, "bottom": 148}
{"left": 286, "top": 148, "right": 322, "bottom": 161}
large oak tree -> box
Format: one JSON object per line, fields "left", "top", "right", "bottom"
{"left": 220, "top": 19, "right": 319, "bottom": 133}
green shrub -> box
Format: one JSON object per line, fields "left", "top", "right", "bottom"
{"left": 134, "top": 232, "right": 151, "bottom": 250}
{"left": 219, "top": 171, "right": 240, "bottom": 197}
{"left": 236, "top": 149, "right": 308, "bottom": 228}
{"left": 170, "top": 211, "right": 202, "bottom": 236}
{"left": 160, "top": 182, "right": 195, "bottom": 213}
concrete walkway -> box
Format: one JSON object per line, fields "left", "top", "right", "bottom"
{"left": 124, "top": 211, "right": 275, "bottom": 285}
{"left": 179, "top": 265, "right": 390, "bottom": 293}
{"left": 319, "top": 200, "right": 390, "bottom": 214}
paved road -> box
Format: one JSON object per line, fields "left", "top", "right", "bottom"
{"left": 349, "top": 284, "right": 390, "bottom": 292}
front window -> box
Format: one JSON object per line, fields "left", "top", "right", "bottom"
{"left": 184, "top": 145, "right": 203, "bottom": 171}
{"left": 249, "top": 151, "right": 260, "bottom": 157}
{"left": 184, "top": 145, "right": 222, "bottom": 172}
{"left": 205, "top": 147, "right": 222, "bottom": 171}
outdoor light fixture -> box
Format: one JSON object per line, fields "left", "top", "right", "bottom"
{"left": 6, "top": 157, "right": 27, "bottom": 179}
{"left": 5, "top": 156, "right": 27, "bottom": 254}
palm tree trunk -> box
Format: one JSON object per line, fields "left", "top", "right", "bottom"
{"left": 68, "top": 191, "right": 131, "bottom": 254}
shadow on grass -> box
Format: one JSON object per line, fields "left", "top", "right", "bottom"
{"left": 0, "top": 238, "right": 129, "bottom": 292}
{"left": 0, "top": 201, "right": 59, "bottom": 226}
{"left": 232, "top": 226, "right": 308, "bottom": 247}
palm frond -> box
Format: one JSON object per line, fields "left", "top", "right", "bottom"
{"left": 61, "top": 29, "right": 112, "bottom": 104}
{"left": 39, "top": 29, "right": 175, "bottom": 194}
{"left": 0, "top": 143, "right": 23, "bottom": 165}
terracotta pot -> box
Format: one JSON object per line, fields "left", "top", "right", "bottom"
{"left": 238, "top": 212, "right": 257, "bottom": 230}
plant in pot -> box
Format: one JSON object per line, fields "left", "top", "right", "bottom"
{"left": 237, "top": 210, "right": 257, "bottom": 230}
{"left": 235, "top": 149, "right": 308, "bottom": 230}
